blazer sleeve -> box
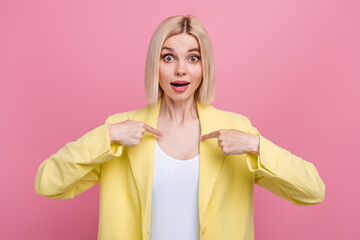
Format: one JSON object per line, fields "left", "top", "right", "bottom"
{"left": 34, "top": 116, "right": 123, "bottom": 199}
{"left": 244, "top": 117, "right": 325, "bottom": 206}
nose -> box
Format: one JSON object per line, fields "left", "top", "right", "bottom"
{"left": 175, "top": 59, "right": 187, "bottom": 76}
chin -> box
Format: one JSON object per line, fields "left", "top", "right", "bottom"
{"left": 163, "top": 92, "right": 195, "bottom": 103}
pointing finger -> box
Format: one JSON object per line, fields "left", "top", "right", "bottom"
{"left": 144, "top": 123, "right": 163, "bottom": 137}
{"left": 201, "top": 130, "right": 219, "bottom": 141}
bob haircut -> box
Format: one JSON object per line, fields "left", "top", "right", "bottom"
{"left": 144, "top": 15, "right": 216, "bottom": 105}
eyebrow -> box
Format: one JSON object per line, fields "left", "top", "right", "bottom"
{"left": 161, "top": 46, "right": 200, "bottom": 53}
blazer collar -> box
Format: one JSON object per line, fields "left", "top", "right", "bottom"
{"left": 126, "top": 96, "right": 225, "bottom": 233}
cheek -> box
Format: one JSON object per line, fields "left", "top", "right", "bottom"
{"left": 158, "top": 64, "right": 171, "bottom": 90}
{"left": 191, "top": 65, "right": 203, "bottom": 79}
{"left": 158, "top": 65, "right": 165, "bottom": 84}
{"left": 159, "top": 64, "right": 164, "bottom": 78}
{"left": 159, "top": 63, "right": 172, "bottom": 79}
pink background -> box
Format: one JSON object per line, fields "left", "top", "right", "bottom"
{"left": 1, "top": 0, "right": 359, "bottom": 239}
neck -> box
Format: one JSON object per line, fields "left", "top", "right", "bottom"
{"left": 159, "top": 94, "right": 199, "bottom": 126}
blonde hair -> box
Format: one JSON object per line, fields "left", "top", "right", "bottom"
{"left": 144, "top": 15, "right": 216, "bottom": 105}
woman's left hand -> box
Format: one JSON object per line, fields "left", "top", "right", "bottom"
{"left": 200, "top": 129, "right": 260, "bottom": 156}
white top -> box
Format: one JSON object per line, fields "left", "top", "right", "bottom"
{"left": 149, "top": 141, "right": 200, "bottom": 240}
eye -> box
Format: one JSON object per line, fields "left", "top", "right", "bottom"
{"left": 162, "top": 54, "right": 174, "bottom": 62}
{"left": 189, "top": 55, "right": 201, "bottom": 62}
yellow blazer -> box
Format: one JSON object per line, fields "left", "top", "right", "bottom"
{"left": 35, "top": 97, "right": 325, "bottom": 240}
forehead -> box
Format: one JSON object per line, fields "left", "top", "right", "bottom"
{"left": 162, "top": 33, "right": 199, "bottom": 50}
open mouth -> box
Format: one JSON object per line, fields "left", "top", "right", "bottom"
{"left": 170, "top": 82, "right": 190, "bottom": 87}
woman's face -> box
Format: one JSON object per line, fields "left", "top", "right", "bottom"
{"left": 159, "top": 33, "right": 203, "bottom": 102}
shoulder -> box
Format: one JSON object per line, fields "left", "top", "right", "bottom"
{"left": 105, "top": 107, "right": 143, "bottom": 124}
{"left": 211, "top": 106, "right": 253, "bottom": 130}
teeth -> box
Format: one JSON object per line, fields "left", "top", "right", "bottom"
{"left": 171, "top": 83, "right": 190, "bottom": 87}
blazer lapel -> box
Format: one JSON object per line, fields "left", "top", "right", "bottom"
{"left": 196, "top": 101, "right": 226, "bottom": 229}
{"left": 126, "top": 98, "right": 162, "bottom": 235}
{"left": 126, "top": 96, "right": 225, "bottom": 233}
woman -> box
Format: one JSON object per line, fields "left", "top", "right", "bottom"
{"left": 35, "top": 15, "right": 325, "bottom": 240}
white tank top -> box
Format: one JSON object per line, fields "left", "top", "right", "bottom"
{"left": 149, "top": 140, "right": 200, "bottom": 240}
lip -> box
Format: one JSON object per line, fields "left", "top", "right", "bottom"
{"left": 170, "top": 81, "right": 190, "bottom": 92}
{"left": 171, "top": 80, "right": 190, "bottom": 84}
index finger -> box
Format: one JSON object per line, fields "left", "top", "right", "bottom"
{"left": 144, "top": 123, "right": 163, "bottom": 137}
{"left": 201, "top": 130, "right": 219, "bottom": 141}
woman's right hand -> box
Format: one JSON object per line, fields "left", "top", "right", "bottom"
{"left": 108, "top": 120, "right": 163, "bottom": 147}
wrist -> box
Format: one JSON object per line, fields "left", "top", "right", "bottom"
{"left": 108, "top": 124, "right": 115, "bottom": 144}
{"left": 248, "top": 134, "right": 260, "bottom": 156}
